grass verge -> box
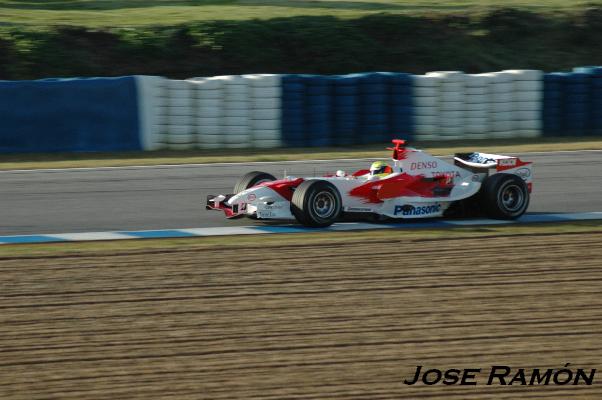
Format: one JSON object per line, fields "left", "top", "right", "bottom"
{"left": 1, "top": 137, "right": 601, "bottom": 170}
{"left": 0, "top": 0, "right": 598, "bottom": 28}
{"left": 2, "top": 220, "right": 601, "bottom": 257}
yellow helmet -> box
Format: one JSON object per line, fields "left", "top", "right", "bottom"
{"left": 370, "top": 161, "right": 390, "bottom": 176}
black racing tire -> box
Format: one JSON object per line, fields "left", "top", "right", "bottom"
{"left": 233, "top": 171, "right": 276, "bottom": 194}
{"left": 291, "top": 180, "right": 342, "bottom": 227}
{"left": 480, "top": 173, "right": 530, "bottom": 219}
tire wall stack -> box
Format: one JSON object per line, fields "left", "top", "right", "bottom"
{"left": 410, "top": 70, "right": 544, "bottom": 141}
{"left": 428, "top": 71, "right": 466, "bottom": 140}
{"left": 358, "top": 73, "right": 390, "bottom": 144}
{"left": 562, "top": 72, "right": 589, "bottom": 137}
{"left": 138, "top": 68, "right": 602, "bottom": 152}
{"left": 135, "top": 75, "right": 167, "bottom": 151}
{"left": 413, "top": 74, "right": 440, "bottom": 141}
{"left": 193, "top": 77, "right": 224, "bottom": 149}
{"left": 542, "top": 73, "right": 565, "bottom": 137}
{"left": 389, "top": 73, "right": 414, "bottom": 141}
{"left": 165, "top": 79, "right": 197, "bottom": 150}
{"left": 279, "top": 72, "right": 415, "bottom": 147}
{"left": 136, "top": 74, "right": 282, "bottom": 150}
{"left": 464, "top": 73, "right": 490, "bottom": 139}
{"left": 281, "top": 75, "right": 306, "bottom": 147}
{"left": 542, "top": 66, "right": 602, "bottom": 137}
{"left": 506, "top": 70, "right": 543, "bottom": 138}
{"left": 488, "top": 71, "right": 515, "bottom": 139}
{"left": 542, "top": 66, "right": 602, "bottom": 136}
{"left": 305, "top": 75, "right": 332, "bottom": 147}
{"left": 575, "top": 67, "right": 602, "bottom": 136}
{"left": 219, "top": 75, "right": 251, "bottom": 149}
{"left": 331, "top": 75, "right": 358, "bottom": 145}
{"left": 247, "top": 74, "right": 282, "bottom": 149}
{"left": 8, "top": 67, "right": 602, "bottom": 154}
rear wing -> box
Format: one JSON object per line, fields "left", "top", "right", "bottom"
{"left": 455, "top": 152, "right": 532, "bottom": 192}
{"left": 454, "top": 152, "right": 531, "bottom": 172}
{"left": 495, "top": 157, "right": 532, "bottom": 172}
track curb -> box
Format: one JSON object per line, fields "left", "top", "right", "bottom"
{"left": 1, "top": 212, "right": 601, "bottom": 245}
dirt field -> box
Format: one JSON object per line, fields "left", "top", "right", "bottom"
{"left": 1, "top": 231, "right": 601, "bottom": 399}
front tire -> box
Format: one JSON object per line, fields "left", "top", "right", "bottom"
{"left": 291, "top": 180, "right": 342, "bottom": 227}
{"left": 480, "top": 173, "right": 529, "bottom": 219}
{"left": 233, "top": 171, "right": 276, "bottom": 194}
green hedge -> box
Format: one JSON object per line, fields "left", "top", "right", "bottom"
{"left": 2, "top": 7, "right": 602, "bottom": 79}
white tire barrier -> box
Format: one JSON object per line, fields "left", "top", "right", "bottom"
{"left": 434, "top": 71, "right": 465, "bottom": 138}
{"left": 252, "top": 97, "right": 280, "bottom": 109}
{"left": 491, "top": 102, "right": 514, "bottom": 113}
{"left": 414, "top": 107, "right": 438, "bottom": 117}
{"left": 247, "top": 74, "right": 282, "bottom": 148}
{"left": 465, "top": 86, "right": 488, "bottom": 95}
{"left": 413, "top": 75, "right": 441, "bottom": 140}
{"left": 487, "top": 72, "right": 514, "bottom": 137}
{"left": 197, "top": 107, "right": 222, "bottom": 118}
{"left": 505, "top": 70, "right": 543, "bottom": 137}
{"left": 165, "top": 80, "right": 197, "bottom": 148}
{"left": 427, "top": 71, "right": 465, "bottom": 82}
{"left": 465, "top": 93, "right": 488, "bottom": 104}
{"left": 198, "top": 98, "right": 221, "bottom": 108}
{"left": 414, "top": 96, "right": 438, "bottom": 108}
{"left": 197, "top": 89, "right": 222, "bottom": 99}
{"left": 168, "top": 115, "right": 194, "bottom": 126}
{"left": 135, "top": 75, "right": 168, "bottom": 150}
{"left": 252, "top": 119, "right": 280, "bottom": 130}
{"left": 220, "top": 75, "right": 252, "bottom": 148}
{"left": 465, "top": 109, "right": 488, "bottom": 118}
{"left": 414, "top": 86, "right": 438, "bottom": 97}
{"left": 415, "top": 115, "right": 438, "bottom": 125}
{"left": 193, "top": 77, "right": 224, "bottom": 148}
{"left": 514, "top": 90, "right": 542, "bottom": 103}
{"left": 413, "top": 75, "right": 441, "bottom": 87}
{"left": 491, "top": 91, "right": 514, "bottom": 103}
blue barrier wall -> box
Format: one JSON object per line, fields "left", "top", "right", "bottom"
{"left": 0, "top": 77, "right": 140, "bottom": 153}
{"left": 358, "top": 72, "right": 389, "bottom": 143}
{"left": 542, "top": 73, "right": 564, "bottom": 136}
{"left": 564, "top": 72, "right": 590, "bottom": 136}
{"left": 574, "top": 66, "right": 602, "bottom": 135}
{"left": 306, "top": 75, "right": 333, "bottom": 147}
{"left": 281, "top": 75, "right": 306, "bottom": 147}
{"left": 332, "top": 75, "right": 359, "bottom": 146}
{"left": 543, "top": 66, "right": 602, "bottom": 137}
{"left": 389, "top": 72, "right": 414, "bottom": 141}
{"left": 281, "top": 72, "right": 415, "bottom": 147}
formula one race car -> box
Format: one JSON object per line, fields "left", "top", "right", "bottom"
{"left": 206, "top": 139, "right": 532, "bottom": 227}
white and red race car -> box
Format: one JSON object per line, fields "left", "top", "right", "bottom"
{"left": 206, "top": 139, "right": 532, "bottom": 227}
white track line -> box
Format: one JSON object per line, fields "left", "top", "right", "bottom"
{"left": 49, "top": 232, "right": 134, "bottom": 241}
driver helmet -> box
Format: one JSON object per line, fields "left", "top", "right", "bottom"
{"left": 370, "top": 161, "right": 391, "bottom": 176}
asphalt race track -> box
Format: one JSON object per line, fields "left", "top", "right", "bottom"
{"left": 1, "top": 151, "right": 601, "bottom": 236}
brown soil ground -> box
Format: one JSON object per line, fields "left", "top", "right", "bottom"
{"left": 1, "top": 232, "right": 601, "bottom": 399}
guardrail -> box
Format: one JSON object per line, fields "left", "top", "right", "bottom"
{"left": 1, "top": 68, "right": 601, "bottom": 153}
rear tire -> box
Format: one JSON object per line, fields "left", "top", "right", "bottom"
{"left": 480, "top": 173, "right": 529, "bottom": 219}
{"left": 233, "top": 171, "right": 276, "bottom": 194}
{"left": 291, "top": 180, "right": 342, "bottom": 227}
